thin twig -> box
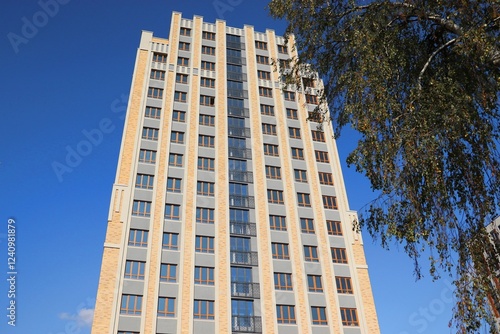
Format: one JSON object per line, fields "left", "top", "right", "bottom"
{"left": 418, "top": 38, "right": 458, "bottom": 90}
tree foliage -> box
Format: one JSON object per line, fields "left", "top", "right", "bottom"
{"left": 269, "top": 0, "right": 500, "bottom": 331}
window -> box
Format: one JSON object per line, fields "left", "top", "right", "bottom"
{"left": 145, "top": 106, "right": 161, "bottom": 119}
{"left": 135, "top": 174, "right": 154, "bottom": 189}
{"left": 297, "top": 193, "right": 311, "bottom": 207}
{"left": 301, "top": 218, "right": 315, "bottom": 234}
{"left": 259, "top": 87, "right": 272, "bottom": 97}
{"left": 202, "top": 31, "right": 216, "bottom": 40}
{"left": 340, "top": 308, "right": 359, "bottom": 326}
{"left": 277, "top": 44, "right": 288, "bottom": 54}
{"left": 174, "top": 91, "right": 187, "bottom": 102}
{"left": 315, "top": 150, "right": 329, "bottom": 163}
{"left": 164, "top": 204, "right": 180, "bottom": 220}
{"left": 169, "top": 153, "right": 183, "bottom": 167}
{"left": 179, "top": 41, "right": 190, "bottom": 51}
{"left": 166, "top": 177, "right": 182, "bottom": 193}
{"left": 266, "top": 165, "right": 281, "bottom": 179}
{"left": 198, "top": 157, "right": 215, "bottom": 171}
{"left": 304, "top": 245, "right": 319, "bottom": 262}
{"left": 279, "top": 59, "right": 291, "bottom": 69}
{"left": 200, "top": 95, "right": 215, "bottom": 106}
{"left": 180, "top": 27, "right": 191, "bottom": 36}
{"left": 311, "top": 307, "right": 328, "bottom": 325}
{"left": 256, "top": 55, "right": 269, "bottom": 64}
{"left": 201, "top": 77, "right": 215, "bottom": 88}
{"left": 309, "top": 111, "right": 324, "bottom": 123}
{"left": 171, "top": 131, "right": 185, "bottom": 144}
{"left": 176, "top": 73, "right": 188, "bottom": 84}
{"left": 199, "top": 135, "right": 215, "bottom": 147}
{"left": 255, "top": 41, "right": 267, "bottom": 50}
{"left": 264, "top": 144, "right": 279, "bottom": 156}
{"left": 269, "top": 215, "right": 286, "bottom": 231}
{"left": 148, "top": 87, "right": 163, "bottom": 99}
{"left": 260, "top": 104, "right": 274, "bottom": 116}
{"left": 150, "top": 69, "right": 165, "bottom": 80}
{"left": 323, "top": 195, "right": 338, "bottom": 209}
{"left": 306, "top": 94, "right": 319, "bottom": 104}
{"left": 196, "top": 236, "right": 215, "bottom": 253}
{"left": 294, "top": 169, "right": 307, "bottom": 182}
{"left": 291, "top": 147, "right": 304, "bottom": 160}
{"left": 197, "top": 181, "right": 215, "bottom": 196}
{"left": 274, "top": 273, "right": 292, "bottom": 290}
{"left": 196, "top": 207, "right": 215, "bottom": 224}
{"left": 158, "top": 297, "right": 175, "bottom": 317}
{"left": 172, "top": 110, "right": 186, "bottom": 122}
{"left": 139, "top": 149, "right": 156, "bottom": 163}
{"left": 276, "top": 305, "right": 296, "bottom": 324}
{"left": 201, "top": 61, "right": 215, "bottom": 71}
{"left": 160, "top": 263, "right": 177, "bottom": 282}
{"left": 120, "top": 295, "right": 142, "bottom": 315}
{"left": 331, "top": 247, "right": 348, "bottom": 264}
{"left": 153, "top": 53, "right": 167, "bottom": 63}
{"left": 304, "top": 78, "right": 315, "bottom": 88}
{"left": 319, "top": 172, "right": 334, "bottom": 185}
{"left": 307, "top": 275, "right": 323, "bottom": 292}
{"left": 262, "top": 123, "right": 277, "bottom": 135}
{"left": 327, "top": 220, "right": 343, "bottom": 236}
{"left": 177, "top": 57, "right": 189, "bottom": 66}
{"left": 162, "top": 232, "right": 179, "bottom": 250}
{"left": 142, "top": 127, "right": 159, "bottom": 141}
{"left": 194, "top": 266, "right": 215, "bottom": 285}
{"left": 268, "top": 189, "right": 284, "bottom": 204}
{"left": 272, "top": 242, "right": 289, "bottom": 259}
{"left": 289, "top": 127, "right": 301, "bottom": 139}
{"left": 202, "top": 45, "right": 215, "bottom": 55}
{"left": 283, "top": 91, "right": 295, "bottom": 101}
{"left": 336, "top": 276, "right": 353, "bottom": 294}
{"left": 124, "top": 260, "right": 145, "bottom": 280}
{"left": 132, "top": 200, "right": 151, "bottom": 217}
{"left": 199, "top": 114, "right": 215, "bottom": 126}
{"left": 129, "top": 229, "right": 148, "bottom": 247}
{"left": 286, "top": 108, "right": 298, "bottom": 119}
{"left": 258, "top": 70, "right": 271, "bottom": 80}
{"left": 193, "top": 300, "right": 215, "bottom": 320}
{"left": 311, "top": 130, "right": 325, "bottom": 142}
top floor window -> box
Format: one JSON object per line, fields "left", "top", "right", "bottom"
{"left": 180, "top": 27, "right": 191, "bottom": 36}
{"left": 203, "top": 31, "right": 216, "bottom": 40}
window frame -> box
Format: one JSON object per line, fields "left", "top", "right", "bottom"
{"left": 307, "top": 275, "right": 323, "bottom": 292}
{"left": 311, "top": 130, "right": 326, "bottom": 142}
{"left": 327, "top": 220, "right": 343, "bottom": 236}
{"left": 259, "top": 86, "right": 273, "bottom": 97}
{"left": 135, "top": 174, "right": 154, "bottom": 189}
{"left": 268, "top": 189, "right": 284, "bottom": 204}
{"left": 145, "top": 106, "right": 161, "bottom": 119}
{"left": 265, "top": 165, "right": 282, "bottom": 180}
{"left": 195, "top": 235, "right": 215, "bottom": 253}
{"left": 286, "top": 108, "right": 298, "bottom": 119}
{"left": 201, "top": 60, "right": 215, "bottom": 71}
{"left": 294, "top": 169, "right": 308, "bottom": 183}
{"left": 340, "top": 308, "right": 359, "bottom": 326}
{"left": 150, "top": 69, "right": 165, "bottom": 81}
{"left": 271, "top": 242, "right": 290, "bottom": 260}
{"left": 177, "top": 57, "right": 189, "bottom": 66}
{"left": 148, "top": 87, "right": 163, "bottom": 99}
{"left": 160, "top": 263, "right": 177, "bottom": 282}
{"left": 198, "top": 157, "right": 215, "bottom": 171}
{"left": 315, "top": 150, "right": 329, "bottom": 163}
{"left": 276, "top": 305, "right": 296, "bottom": 324}
{"left": 176, "top": 73, "right": 188, "bottom": 84}
{"left": 169, "top": 153, "right": 183, "bottom": 167}
{"left": 199, "top": 135, "right": 215, "bottom": 148}
{"left": 139, "top": 149, "right": 156, "bottom": 163}
{"left": 336, "top": 276, "right": 354, "bottom": 294}
{"left": 157, "top": 297, "right": 176, "bottom": 317}
{"left": 289, "top": 127, "right": 301, "bottom": 139}
{"left": 170, "top": 131, "right": 185, "bottom": 144}
{"left": 202, "top": 45, "right": 215, "bottom": 55}
{"left": 291, "top": 147, "right": 304, "bottom": 160}
{"left": 331, "top": 247, "right": 348, "bottom": 264}
{"left": 196, "top": 207, "right": 215, "bottom": 224}
{"left": 197, "top": 181, "right": 215, "bottom": 196}
{"left": 300, "top": 218, "right": 315, "bottom": 234}
{"left": 132, "top": 200, "right": 151, "bottom": 217}
{"left": 311, "top": 306, "right": 328, "bottom": 325}
{"left": 323, "top": 195, "right": 338, "bottom": 210}
{"left": 162, "top": 232, "right": 179, "bottom": 250}
{"left": 180, "top": 27, "right": 191, "bottom": 36}
{"left": 174, "top": 91, "right": 187, "bottom": 102}
{"left": 274, "top": 272, "right": 293, "bottom": 291}
{"left": 264, "top": 143, "right": 279, "bottom": 156}
{"left": 128, "top": 229, "right": 148, "bottom": 247}
{"left": 256, "top": 55, "right": 269, "bottom": 64}
{"left": 260, "top": 104, "right": 275, "bottom": 116}
{"left": 258, "top": 70, "right": 271, "bottom": 80}
{"left": 319, "top": 172, "right": 334, "bottom": 185}
{"left": 193, "top": 300, "right": 215, "bottom": 320}
{"left": 178, "top": 41, "right": 190, "bottom": 51}
{"left": 199, "top": 114, "right": 215, "bottom": 126}
{"left": 269, "top": 215, "right": 287, "bottom": 231}
{"left": 124, "top": 260, "right": 146, "bottom": 280}
{"left": 194, "top": 266, "right": 215, "bottom": 285}
{"left": 166, "top": 177, "right": 182, "bottom": 193}
{"left": 200, "top": 77, "right": 215, "bottom": 88}
{"left": 164, "top": 204, "right": 181, "bottom": 220}
{"left": 255, "top": 40, "right": 268, "bottom": 50}
{"left": 262, "top": 123, "right": 277, "bottom": 135}
{"left": 304, "top": 245, "right": 319, "bottom": 262}
{"left": 120, "top": 294, "right": 142, "bottom": 315}
{"left": 202, "top": 31, "right": 216, "bottom": 40}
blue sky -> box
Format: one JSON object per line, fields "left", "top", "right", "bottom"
{"left": 0, "top": 1, "right": 464, "bottom": 333}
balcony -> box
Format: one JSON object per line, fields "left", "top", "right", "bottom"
{"left": 230, "top": 251, "right": 258, "bottom": 266}
{"left": 227, "top": 41, "right": 246, "bottom": 50}
{"left": 229, "top": 170, "right": 253, "bottom": 183}
{"left": 227, "top": 71, "right": 247, "bottom": 82}
{"left": 228, "top": 147, "right": 252, "bottom": 160}
{"left": 227, "top": 56, "right": 246, "bottom": 65}
{"left": 227, "top": 89, "right": 249, "bottom": 99}
{"left": 231, "top": 282, "right": 260, "bottom": 299}
{"left": 228, "top": 126, "right": 251, "bottom": 138}
{"left": 228, "top": 106, "right": 250, "bottom": 118}
{"left": 229, "top": 222, "right": 257, "bottom": 237}
{"left": 229, "top": 195, "right": 255, "bottom": 208}
{"left": 232, "top": 316, "right": 262, "bottom": 333}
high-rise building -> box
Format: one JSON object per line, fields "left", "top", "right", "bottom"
{"left": 92, "top": 12, "right": 380, "bottom": 334}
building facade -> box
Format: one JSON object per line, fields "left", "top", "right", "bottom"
{"left": 92, "top": 12, "right": 380, "bottom": 334}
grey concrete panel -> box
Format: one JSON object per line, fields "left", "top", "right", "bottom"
{"left": 194, "top": 285, "right": 216, "bottom": 300}
{"left": 158, "top": 282, "right": 179, "bottom": 297}
{"left": 140, "top": 140, "right": 158, "bottom": 151}
{"left": 147, "top": 98, "right": 163, "bottom": 108}
{"left": 195, "top": 253, "right": 215, "bottom": 266}
{"left": 122, "top": 279, "right": 144, "bottom": 295}
{"left": 161, "top": 250, "right": 181, "bottom": 264}
{"left": 126, "top": 247, "right": 148, "bottom": 262}
{"left": 270, "top": 231, "right": 290, "bottom": 243}
{"left": 133, "top": 189, "right": 154, "bottom": 201}
{"left": 164, "top": 220, "right": 182, "bottom": 233}
{"left": 118, "top": 316, "right": 141, "bottom": 332}
{"left": 130, "top": 217, "right": 150, "bottom": 230}
{"left": 275, "top": 291, "right": 296, "bottom": 304}
{"left": 198, "top": 147, "right": 216, "bottom": 158}
{"left": 301, "top": 234, "right": 318, "bottom": 246}
{"left": 338, "top": 295, "right": 357, "bottom": 308}
{"left": 266, "top": 179, "right": 284, "bottom": 190}
{"left": 332, "top": 265, "right": 351, "bottom": 277}
{"left": 343, "top": 327, "right": 362, "bottom": 334}
{"left": 193, "top": 321, "right": 215, "bottom": 334}
{"left": 328, "top": 236, "right": 346, "bottom": 248}
{"left": 277, "top": 325, "right": 299, "bottom": 333}
{"left": 311, "top": 326, "right": 331, "bottom": 334}
{"left": 156, "top": 318, "right": 178, "bottom": 334}
{"left": 303, "top": 262, "right": 323, "bottom": 275}
{"left": 308, "top": 293, "right": 327, "bottom": 307}
{"left": 196, "top": 223, "right": 216, "bottom": 237}
{"left": 273, "top": 259, "right": 293, "bottom": 272}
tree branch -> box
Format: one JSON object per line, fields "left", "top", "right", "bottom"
{"left": 418, "top": 38, "right": 458, "bottom": 90}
